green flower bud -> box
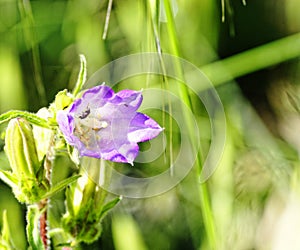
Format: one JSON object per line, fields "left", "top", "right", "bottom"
{"left": 48, "top": 89, "right": 73, "bottom": 123}
{"left": 32, "top": 108, "right": 53, "bottom": 161}
{"left": 63, "top": 172, "right": 103, "bottom": 244}
{"left": 62, "top": 158, "right": 121, "bottom": 245}
{"left": 5, "top": 118, "right": 40, "bottom": 176}
{"left": 3, "top": 118, "right": 48, "bottom": 203}
{"left": 53, "top": 89, "right": 73, "bottom": 111}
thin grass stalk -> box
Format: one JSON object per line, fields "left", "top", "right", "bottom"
{"left": 18, "top": 0, "right": 47, "bottom": 105}
{"left": 201, "top": 32, "right": 300, "bottom": 87}
{"left": 148, "top": 0, "right": 174, "bottom": 173}
{"left": 161, "top": 0, "right": 217, "bottom": 248}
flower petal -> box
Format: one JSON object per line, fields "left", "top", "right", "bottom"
{"left": 100, "top": 143, "right": 139, "bottom": 165}
{"left": 117, "top": 89, "right": 142, "bottom": 106}
{"left": 82, "top": 85, "right": 114, "bottom": 108}
{"left": 57, "top": 111, "right": 75, "bottom": 143}
{"left": 56, "top": 85, "right": 162, "bottom": 164}
{"left": 128, "top": 113, "right": 163, "bottom": 143}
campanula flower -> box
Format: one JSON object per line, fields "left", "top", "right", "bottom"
{"left": 57, "top": 84, "right": 163, "bottom": 165}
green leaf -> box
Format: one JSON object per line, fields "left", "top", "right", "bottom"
{"left": 65, "top": 184, "right": 76, "bottom": 217}
{"left": 0, "top": 169, "right": 18, "bottom": 189}
{"left": 72, "top": 54, "right": 87, "bottom": 97}
{"left": 41, "top": 174, "right": 81, "bottom": 199}
{"left": 99, "top": 196, "right": 122, "bottom": 219}
{"left": 26, "top": 205, "right": 45, "bottom": 250}
{"left": 0, "top": 110, "right": 50, "bottom": 128}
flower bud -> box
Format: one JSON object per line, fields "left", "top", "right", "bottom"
{"left": 63, "top": 171, "right": 103, "bottom": 244}
{"left": 32, "top": 108, "right": 53, "bottom": 161}
{"left": 3, "top": 118, "right": 48, "bottom": 203}
{"left": 5, "top": 118, "right": 40, "bottom": 176}
{"left": 62, "top": 158, "right": 121, "bottom": 245}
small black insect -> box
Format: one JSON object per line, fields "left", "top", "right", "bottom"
{"left": 79, "top": 107, "right": 90, "bottom": 119}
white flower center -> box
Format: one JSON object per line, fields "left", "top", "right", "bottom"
{"left": 74, "top": 107, "right": 108, "bottom": 147}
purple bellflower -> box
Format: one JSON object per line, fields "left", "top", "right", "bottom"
{"left": 57, "top": 85, "right": 163, "bottom": 165}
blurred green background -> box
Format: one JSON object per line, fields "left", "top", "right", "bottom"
{"left": 1, "top": 0, "right": 300, "bottom": 249}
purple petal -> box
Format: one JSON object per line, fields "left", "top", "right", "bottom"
{"left": 57, "top": 111, "right": 75, "bottom": 143}
{"left": 69, "top": 99, "right": 82, "bottom": 113}
{"left": 115, "top": 90, "right": 143, "bottom": 110}
{"left": 82, "top": 85, "right": 114, "bottom": 107}
{"left": 128, "top": 113, "right": 163, "bottom": 143}
{"left": 100, "top": 143, "right": 139, "bottom": 165}
{"left": 56, "top": 84, "right": 163, "bottom": 164}
{"left": 83, "top": 85, "right": 114, "bottom": 100}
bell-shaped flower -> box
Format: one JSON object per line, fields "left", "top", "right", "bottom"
{"left": 57, "top": 85, "right": 163, "bottom": 165}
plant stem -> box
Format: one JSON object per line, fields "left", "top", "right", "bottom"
{"left": 38, "top": 200, "right": 48, "bottom": 249}
{"left": 161, "top": 1, "right": 217, "bottom": 248}
{"left": 201, "top": 32, "right": 300, "bottom": 87}
{"left": 39, "top": 133, "right": 55, "bottom": 249}
{"left": 18, "top": 0, "right": 47, "bottom": 105}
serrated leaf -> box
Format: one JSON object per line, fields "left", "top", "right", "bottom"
{"left": 72, "top": 54, "right": 87, "bottom": 97}
{"left": 41, "top": 174, "right": 81, "bottom": 199}
{"left": 26, "top": 205, "right": 45, "bottom": 250}
{"left": 0, "top": 110, "right": 50, "bottom": 128}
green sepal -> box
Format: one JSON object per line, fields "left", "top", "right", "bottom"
{"left": 52, "top": 90, "right": 73, "bottom": 112}
{"left": 65, "top": 184, "right": 76, "bottom": 217}
{"left": 0, "top": 166, "right": 78, "bottom": 204}
{"left": 41, "top": 174, "right": 81, "bottom": 200}
{"left": 35, "top": 157, "right": 47, "bottom": 184}
{"left": 15, "top": 177, "right": 48, "bottom": 204}
{"left": 99, "top": 196, "right": 122, "bottom": 219}
{"left": 26, "top": 205, "right": 45, "bottom": 250}
{"left": 0, "top": 169, "right": 18, "bottom": 189}
{"left": 62, "top": 198, "right": 103, "bottom": 244}
{"left": 0, "top": 169, "right": 47, "bottom": 204}
{"left": 0, "top": 110, "right": 50, "bottom": 128}
{"left": 72, "top": 54, "right": 87, "bottom": 97}
{"left": 62, "top": 194, "right": 121, "bottom": 245}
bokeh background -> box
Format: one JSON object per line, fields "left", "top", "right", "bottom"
{"left": 1, "top": 0, "right": 300, "bottom": 249}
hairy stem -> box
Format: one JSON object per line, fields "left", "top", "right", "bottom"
{"left": 38, "top": 200, "right": 48, "bottom": 248}
{"left": 39, "top": 133, "right": 55, "bottom": 249}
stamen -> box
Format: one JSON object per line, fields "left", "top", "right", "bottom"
{"left": 78, "top": 107, "right": 90, "bottom": 119}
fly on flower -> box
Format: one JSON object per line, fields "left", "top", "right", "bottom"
{"left": 57, "top": 84, "right": 163, "bottom": 165}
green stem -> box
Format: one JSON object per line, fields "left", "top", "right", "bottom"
{"left": 18, "top": 0, "right": 47, "bottom": 105}
{"left": 39, "top": 133, "right": 55, "bottom": 249}
{"left": 201, "top": 32, "right": 300, "bottom": 87}
{"left": 162, "top": 1, "right": 217, "bottom": 249}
